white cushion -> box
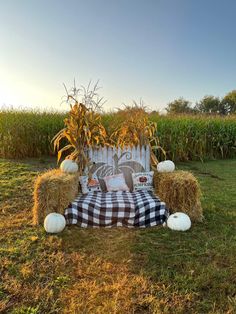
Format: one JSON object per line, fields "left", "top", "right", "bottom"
{"left": 103, "top": 173, "right": 129, "bottom": 192}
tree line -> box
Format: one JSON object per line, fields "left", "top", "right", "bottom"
{"left": 165, "top": 90, "right": 236, "bottom": 115}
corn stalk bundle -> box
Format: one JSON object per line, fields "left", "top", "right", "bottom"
{"left": 109, "top": 104, "right": 166, "bottom": 167}
{"left": 52, "top": 101, "right": 108, "bottom": 174}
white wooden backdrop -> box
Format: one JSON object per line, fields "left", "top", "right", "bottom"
{"left": 86, "top": 146, "right": 150, "bottom": 189}
{"left": 88, "top": 145, "right": 150, "bottom": 172}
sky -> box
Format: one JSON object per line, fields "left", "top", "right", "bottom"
{"left": 0, "top": 0, "right": 236, "bottom": 112}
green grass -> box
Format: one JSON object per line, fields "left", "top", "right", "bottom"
{"left": 0, "top": 158, "right": 235, "bottom": 313}
{"left": 132, "top": 159, "right": 236, "bottom": 313}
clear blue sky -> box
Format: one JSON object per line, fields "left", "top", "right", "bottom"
{"left": 1, "top": 0, "right": 236, "bottom": 112}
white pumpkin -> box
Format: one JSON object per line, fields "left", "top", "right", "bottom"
{"left": 157, "top": 160, "right": 175, "bottom": 173}
{"left": 44, "top": 213, "right": 66, "bottom": 233}
{"left": 60, "top": 159, "right": 78, "bottom": 173}
{"left": 167, "top": 212, "right": 191, "bottom": 231}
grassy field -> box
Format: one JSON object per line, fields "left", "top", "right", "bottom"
{"left": 0, "top": 158, "right": 236, "bottom": 313}
{"left": 1, "top": 109, "right": 236, "bottom": 161}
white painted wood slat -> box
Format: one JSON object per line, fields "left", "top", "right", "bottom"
{"left": 87, "top": 145, "right": 151, "bottom": 189}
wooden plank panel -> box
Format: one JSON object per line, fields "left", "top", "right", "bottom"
{"left": 141, "top": 145, "right": 145, "bottom": 169}
{"left": 102, "top": 146, "right": 107, "bottom": 165}
{"left": 88, "top": 145, "right": 150, "bottom": 177}
{"left": 107, "top": 146, "right": 113, "bottom": 171}
{"left": 145, "top": 145, "right": 150, "bottom": 171}
{"left": 131, "top": 146, "right": 136, "bottom": 163}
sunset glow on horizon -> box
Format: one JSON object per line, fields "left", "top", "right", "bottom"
{"left": 1, "top": 0, "right": 236, "bottom": 112}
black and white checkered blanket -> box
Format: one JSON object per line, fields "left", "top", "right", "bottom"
{"left": 64, "top": 190, "right": 168, "bottom": 228}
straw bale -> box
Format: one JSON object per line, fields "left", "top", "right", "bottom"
{"left": 33, "top": 169, "right": 80, "bottom": 225}
{"left": 153, "top": 170, "right": 203, "bottom": 222}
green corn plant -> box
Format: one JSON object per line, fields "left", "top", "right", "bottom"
{"left": 1, "top": 106, "right": 236, "bottom": 161}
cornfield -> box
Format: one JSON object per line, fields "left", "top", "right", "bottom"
{"left": 149, "top": 114, "right": 236, "bottom": 161}
{"left": 0, "top": 109, "right": 65, "bottom": 158}
{"left": 1, "top": 109, "right": 236, "bottom": 161}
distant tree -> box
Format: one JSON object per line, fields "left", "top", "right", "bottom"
{"left": 221, "top": 90, "right": 236, "bottom": 114}
{"left": 195, "top": 95, "right": 224, "bottom": 114}
{"left": 165, "top": 98, "right": 194, "bottom": 114}
{"left": 150, "top": 110, "right": 160, "bottom": 115}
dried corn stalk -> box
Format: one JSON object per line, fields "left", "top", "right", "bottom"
{"left": 110, "top": 103, "right": 166, "bottom": 166}
{"left": 52, "top": 82, "right": 108, "bottom": 174}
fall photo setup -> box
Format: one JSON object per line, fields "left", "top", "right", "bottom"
{"left": 0, "top": 1, "right": 236, "bottom": 313}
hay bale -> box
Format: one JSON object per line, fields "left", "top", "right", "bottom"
{"left": 153, "top": 170, "right": 203, "bottom": 222}
{"left": 33, "top": 169, "right": 80, "bottom": 225}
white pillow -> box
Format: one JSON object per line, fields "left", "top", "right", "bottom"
{"left": 103, "top": 173, "right": 129, "bottom": 192}
{"left": 132, "top": 171, "right": 154, "bottom": 191}
{"left": 79, "top": 175, "right": 102, "bottom": 194}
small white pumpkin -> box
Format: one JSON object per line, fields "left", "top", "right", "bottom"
{"left": 167, "top": 212, "right": 191, "bottom": 231}
{"left": 157, "top": 160, "right": 175, "bottom": 173}
{"left": 60, "top": 159, "right": 78, "bottom": 173}
{"left": 44, "top": 213, "right": 66, "bottom": 233}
